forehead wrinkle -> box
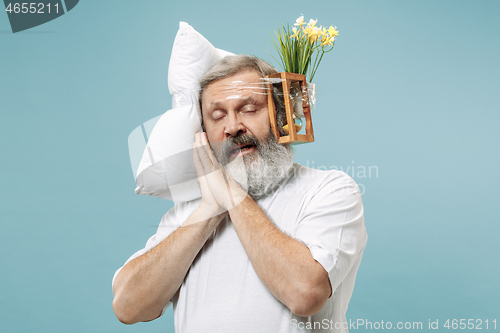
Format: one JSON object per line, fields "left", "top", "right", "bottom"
{"left": 215, "top": 81, "right": 266, "bottom": 95}
{"left": 203, "top": 75, "right": 268, "bottom": 112}
{"left": 208, "top": 96, "right": 258, "bottom": 110}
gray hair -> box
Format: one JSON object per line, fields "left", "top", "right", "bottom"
{"left": 198, "top": 55, "right": 287, "bottom": 136}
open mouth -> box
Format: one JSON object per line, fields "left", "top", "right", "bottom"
{"left": 229, "top": 144, "right": 255, "bottom": 156}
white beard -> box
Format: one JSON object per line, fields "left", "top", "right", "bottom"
{"left": 222, "top": 134, "right": 294, "bottom": 199}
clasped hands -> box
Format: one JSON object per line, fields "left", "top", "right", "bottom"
{"left": 192, "top": 132, "right": 247, "bottom": 220}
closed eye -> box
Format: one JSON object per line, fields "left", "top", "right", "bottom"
{"left": 241, "top": 105, "right": 257, "bottom": 113}
{"left": 212, "top": 110, "right": 225, "bottom": 120}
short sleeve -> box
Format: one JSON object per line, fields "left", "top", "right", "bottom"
{"left": 293, "top": 171, "right": 367, "bottom": 292}
{"left": 112, "top": 201, "right": 188, "bottom": 316}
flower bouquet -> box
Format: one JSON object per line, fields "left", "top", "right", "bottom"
{"left": 269, "top": 15, "right": 338, "bottom": 82}
{"left": 267, "top": 15, "right": 339, "bottom": 142}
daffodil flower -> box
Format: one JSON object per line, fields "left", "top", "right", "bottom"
{"left": 302, "top": 26, "right": 312, "bottom": 41}
{"left": 308, "top": 18, "right": 318, "bottom": 27}
{"left": 290, "top": 27, "right": 299, "bottom": 39}
{"left": 303, "top": 25, "right": 321, "bottom": 43}
{"left": 321, "top": 35, "right": 335, "bottom": 46}
{"left": 317, "top": 26, "right": 324, "bottom": 38}
{"left": 308, "top": 26, "right": 320, "bottom": 43}
{"left": 294, "top": 15, "right": 305, "bottom": 27}
{"left": 328, "top": 26, "right": 339, "bottom": 37}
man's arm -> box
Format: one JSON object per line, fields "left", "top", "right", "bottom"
{"left": 113, "top": 131, "right": 243, "bottom": 324}
{"left": 229, "top": 196, "right": 332, "bottom": 317}
{"left": 112, "top": 208, "right": 227, "bottom": 324}
{"left": 113, "top": 127, "right": 246, "bottom": 325}
{"left": 112, "top": 208, "right": 226, "bottom": 324}
{"left": 194, "top": 132, "right": 331, "bottom": 316}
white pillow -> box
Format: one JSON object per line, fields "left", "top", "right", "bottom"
{"left": 131, "top": 22, "right": 234, "bottom": 202}
{"left": 168, "top": 22, "right": 233, "bottom": 108}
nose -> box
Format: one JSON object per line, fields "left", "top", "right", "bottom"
{"left": 224, "top": 112, "right": 246, "bottom": 138}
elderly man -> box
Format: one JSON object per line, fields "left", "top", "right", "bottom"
{"left": 112, "top": 55, "right": 367, "bottom": 332}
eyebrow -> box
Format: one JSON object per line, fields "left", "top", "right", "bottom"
{"left": 208, "top": 96, "right": 256, "bottom": 111}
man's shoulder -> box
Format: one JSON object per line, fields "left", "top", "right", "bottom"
{"left": 266, "top": 163, "right": 362, "bottom": 204}
{"left": 291, "top": 163, "right": 358, "bottom": 188}
{"left": 286, "top": 163, "right": 362, "bottom": 201}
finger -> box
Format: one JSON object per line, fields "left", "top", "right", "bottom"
{"left": 193, "top": 133, "right": 207, "bottom": 178}
{"left": 201, "top": 132, "right": 221, "bottom": 170}
{"left": 193, "top": 134, "right": 217, "bottom": 200}
{"left": 220, "top": 170, "right": 236, "bottom": 209}
{"left": 193, "top": 132, "right": 200, "bottom": 147}
{"left": 194, "top": 132, "right": 211, "bottom": 173}
{"left": 203, "top": 132, "right": 223, "bottom": 170}
{"left": 198, "top": 133, "right": 215, "bottom": 174}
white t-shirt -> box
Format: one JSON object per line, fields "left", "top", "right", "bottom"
{"left": 113, "top": 164, "right": 367, "bottom": 333}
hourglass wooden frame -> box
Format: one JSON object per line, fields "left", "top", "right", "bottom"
{"left": 265, "top": 72, "right": 315, "bottom": 144}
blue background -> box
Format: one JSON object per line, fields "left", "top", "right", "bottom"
{"left": 1, "top": 0, "right": 498, "bottom": 332}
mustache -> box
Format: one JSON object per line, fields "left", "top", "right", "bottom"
{"left": 216, "top": 134, "right": 261, "bottom": 165}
